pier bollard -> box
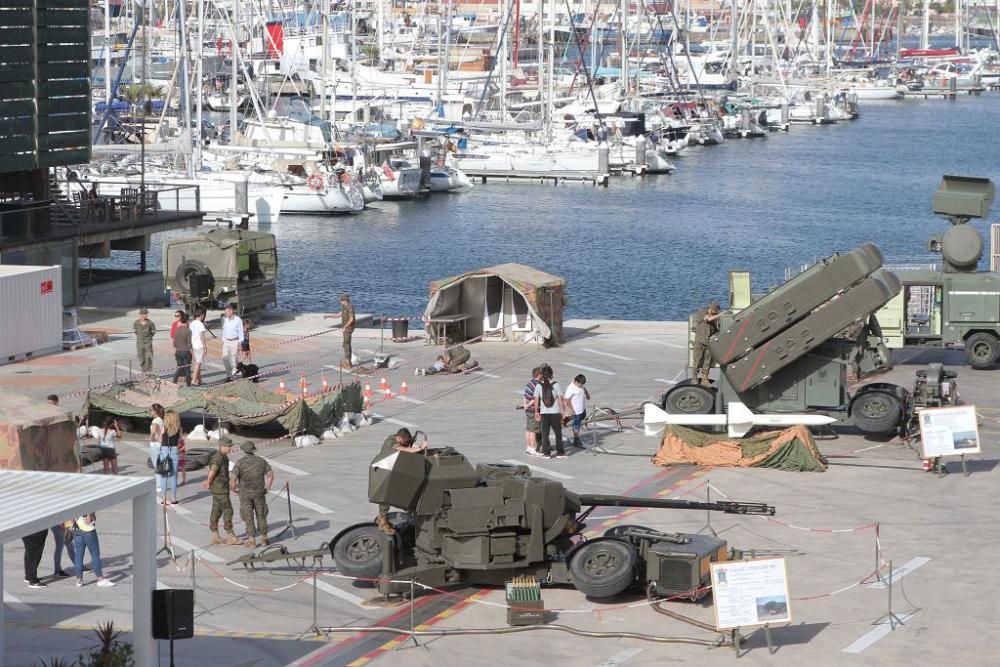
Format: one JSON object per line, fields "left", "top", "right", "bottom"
{"left": 597, "top": 143, "right": 610, "bottom": 187}
{"left": 634, "top": 135, "right": 646, "bottom": 176}
{"left": 949, "top": 76, "right": 957, "bottom": 99}
{"left": 780, "top": 101, "right": 790, "bottom": 131}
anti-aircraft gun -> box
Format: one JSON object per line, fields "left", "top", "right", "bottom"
{"left": 328, "top": 447, "right": 774, "bottom": 600}
{"left": 873, "top": 175, "right": 1000, "bottom": 368}
{"left": 662, "top": 243, "right": 959, "bottom": 436}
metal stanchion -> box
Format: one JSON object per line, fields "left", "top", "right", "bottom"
{"left": 156, "top": 503, "right": 175, "bottom": 559}
{"left": 698, "top": 483, "right": 717, "bottom": 536}
{"left": 887, "top": 560, "right": 904, "bottom": 630}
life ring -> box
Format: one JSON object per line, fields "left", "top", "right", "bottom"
{"left": 382, "top": 163, "right": 396, "bottom": 181}
{"left": 307, "top": 174, "right": 324, "bottom": 191}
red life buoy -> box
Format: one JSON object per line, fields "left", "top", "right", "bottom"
{"left": 307, "top": 173, "right": 324, "bottom": 191}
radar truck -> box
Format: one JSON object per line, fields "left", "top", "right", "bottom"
{"left": 664, "top": 243, "right": 958, "bottom": 436}
{"left": 163, "top": 229, "right": 277, "bottom": 316}
{"left": 874, "top": 175, "right": 1000, "bottom": 368}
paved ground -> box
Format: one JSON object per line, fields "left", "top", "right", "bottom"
{"left": 2, "top": 309, "right": 997, "bottom": 666}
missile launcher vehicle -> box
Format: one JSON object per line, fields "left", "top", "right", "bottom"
{"left": 665, "top": 243, "right": 959, "bottom": 436}
{"left": 328, "top": 448, "right": 775, "bottom": 599}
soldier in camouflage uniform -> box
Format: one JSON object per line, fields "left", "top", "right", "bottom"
{"left": 203, "top": 437, "right": 241, "bottom": 545}
{"left": 133, "top": 308, "right": 156, "bottom": 373}
{"left": 693, "top": 300, "right": 722, "bottom": 386}
{"left": 231, "top": 441, "right": 274, "bottom": 548}
{"left": 373, "top": 429, "right": 427, "bottom": 535}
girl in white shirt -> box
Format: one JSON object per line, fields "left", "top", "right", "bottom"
{"left": 98, "top": 416, "right": 120, "bottom": 475}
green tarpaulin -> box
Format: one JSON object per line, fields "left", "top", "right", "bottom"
{"left": 83, "top": 377, "right": 363, "bottom": 436}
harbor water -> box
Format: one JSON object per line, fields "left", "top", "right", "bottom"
{"left": 135, "top": 93, "right": 1000, "bottom": 320}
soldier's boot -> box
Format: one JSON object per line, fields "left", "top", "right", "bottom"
{"left": 375, "top": 514, "right": 396, "bottom": 536}
{"left": 209, "top": 530, "right": 223, "bottom": 546}
{"left": 243, "top": 535, "right": 257, "bottom": 549}
{"left": 225, "top": 531, "right": 242, "bottom": 545}
{"left": 260, "top": 533, "right": 270, "bottom": 546}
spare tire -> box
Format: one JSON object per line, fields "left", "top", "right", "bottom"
{"left": 175, "top": 259, "right": 215, "bottom": 294}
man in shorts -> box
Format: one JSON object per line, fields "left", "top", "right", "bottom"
{"left": 564, "top": 374, "right": 591, "bottom": 449}
{"left": 523, "top": 367, "right": 543, "bottom": 456}
{"left": 189, "top": 308, "right": 208, "bottom": 385}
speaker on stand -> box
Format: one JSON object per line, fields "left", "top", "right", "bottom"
{"left": 152, "top": 589, "right": 194, "bottom": 667}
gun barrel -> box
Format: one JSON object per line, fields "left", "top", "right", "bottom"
{"left": 578, "top": 494, "right": 775, "bottom": 516}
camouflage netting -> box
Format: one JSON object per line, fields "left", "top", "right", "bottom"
{"left": 652, "top": 424, "right": 827, "bottom": 472}
{"left": 0, "top": 392, "right": 78, "bottom": 472}
{"left": 84, "top": 377, "right": 363, "bottom": 436}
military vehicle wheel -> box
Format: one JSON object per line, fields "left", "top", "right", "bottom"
{"left": 332, "top": 525, "right": 384, "bottom": 580}
{"left": 175, "top": 259, "right": 215, "bottom": 293}
{"left": 851, "top": 392, "right": 901, "bottom": 435}
{"left": 965, "top": 332, "right": 999, "bottom": 369}
{"left": 569, "top": 540, "right": 637, "bottom": 598}
{"left": 664, "top": 385, "right": 714, "bottom": 415}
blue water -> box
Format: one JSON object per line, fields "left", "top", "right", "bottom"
{"left": 131, "top": 92, "right": 1000, "bottom": 321}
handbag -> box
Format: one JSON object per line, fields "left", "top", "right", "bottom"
{"left": 155, "top": 453, "right": 174, "bottom": 476}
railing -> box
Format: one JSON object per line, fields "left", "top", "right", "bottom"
{"left": 51, "top": 179, "right": 203, "bottom": 221}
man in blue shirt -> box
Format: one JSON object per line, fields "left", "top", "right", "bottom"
{"left": 221, "top": 303, "right": 244, "bottom": 381}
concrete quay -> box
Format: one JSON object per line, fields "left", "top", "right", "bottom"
{"left": 1, "top": 308, "right": 997, "bottom": 666}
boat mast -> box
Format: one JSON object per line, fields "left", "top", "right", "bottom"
{"left": 921, "top": 0, "right": 930, "bottom": 50}
{"left": 105, "top": 0, "right": 112, "bottom": 118}
{"left": 547, "top": 0, "right": 555, "bottom": 142}
{"left": 320, "top": 0, "right": 330, "bottom": 123}
{"left": 194, "top": 0, "right": 203, "bottom": 167}
{"left": 230, "top": 0, "right": 239, "bottom": 137}
{"left": 178, "top": 0, "right": 193, "bottom": 177}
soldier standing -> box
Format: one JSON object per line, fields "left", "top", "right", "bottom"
{"left": 324, "top": 293, "right": 356, "bottom": 368}
{"left": 231, "top": 441, "right": 274, "bottom": 548}
{"left": 692, "top": 300, "right": 722, "bottom": 386}
{"left": 203, "top": 437, "right": 241, "bottom": 545}
{"left": 133, "top": 308, "right": 156, "bottom": 373}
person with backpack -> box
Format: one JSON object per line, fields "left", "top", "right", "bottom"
{"left": 533, "top": 365, "right": 568, "bottom": 458}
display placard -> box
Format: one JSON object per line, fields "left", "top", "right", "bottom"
{"left": 711, "top": 558, "right": 791, "bottom": 630}
{"left": 918, "top": 405, "right": 980, "bottom": 458}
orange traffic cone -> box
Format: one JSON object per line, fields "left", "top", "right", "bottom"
{"left": 379, "top": 377, "right": 389, "bottom": 393}
{"left": 277, "top": 379, "right": 287, "bottom": 394}
{"left": 363, "top": 382, "right": 373, "bottom": 398}
{"left": 299, "top": 373, "right": 308, "bottom": 397}
{"left": 400, "top": 380, "right": 408, "bottom": 396}
{"left": 321, "top": 374, "right": 329, "bottom": 393}
{"left": 363, "top": 394, "right": 370, "bottom": 410}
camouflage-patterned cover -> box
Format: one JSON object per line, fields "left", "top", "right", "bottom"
{"left": 84, "top": 378, "right": 362, "bottom": 436}
{"left": 0, "top": 392, "right": 79, "bottom": 472}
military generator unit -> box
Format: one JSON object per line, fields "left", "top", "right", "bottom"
{"left": 163, "top": 229, "right": 277, "bottom": 315}
{"left": 667, "top": 242, "right": 959, "bottom": 436}
{"left": 325, "top": 447, "right": 774, "bottom": 600}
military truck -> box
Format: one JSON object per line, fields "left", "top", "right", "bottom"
{"left": 665, "top": 243, "right": 959, "bottom": 436}
{"left": 325, "top": 448, "right": 774, "bottom": 600}
{"left": 874, "top": 175, "right": 1000, "bottom": 368}
{"left": 163, "top": 229, "right": 277, "bottom": 315}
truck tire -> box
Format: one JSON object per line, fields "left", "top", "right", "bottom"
{"left": 332, "top": 525, "right": 385, "bottom": 580}
{"left": 965, "top": 332, "right": 999, "bottom": 369}
{"left": 664, "top": 384, "right": 715, "bottom": 414}
{"left": 851, "top": 392, "right": 901, "bottom": 435}
{"left": 175, "top": 259, "right": 214, "bottom": 294}
{"left": 569, "top": 540, "right": 637, "bottom": 598}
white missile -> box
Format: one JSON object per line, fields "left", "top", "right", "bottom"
{"left": 643, "top": 402, "right": 838, "bottom": 438}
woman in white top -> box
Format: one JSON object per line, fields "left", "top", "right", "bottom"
{"left": 97, "top": 416, "right": 120, "bottom": 475}
{"left": 149, "top": 403, "right": 165, "bottom": 475}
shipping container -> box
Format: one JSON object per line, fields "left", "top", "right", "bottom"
{"left": 0, "top": 265, "right": 63, "bottom": 363}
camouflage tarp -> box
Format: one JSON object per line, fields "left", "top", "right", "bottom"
{"left": 84, "top": 378, "right": 363, "bottom": 436}
{"left": 652, "top": 424, "right": 827, "bottom": 472}
{"left": 0, "top": 392, "right": 78, "bottom": 472}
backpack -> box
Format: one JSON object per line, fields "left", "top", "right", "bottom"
{"left": 541, "top": 380, "right": 556, "bottom": 408}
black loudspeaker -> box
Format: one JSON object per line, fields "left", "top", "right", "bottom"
{"left": 152, "top": 589, "right": 194, "bottom": 640}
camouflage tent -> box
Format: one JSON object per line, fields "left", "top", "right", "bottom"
{"left": 652, "top": 424, "right": 827, "bottom": 472}
{"left": 425, "top": 263, "right": 565, "bottom": 346}
{"left": 84, "top": 377, "right": 363, "bottom": 436}
{"left": 0, "top": 392, "right": 78, "bottom": 472}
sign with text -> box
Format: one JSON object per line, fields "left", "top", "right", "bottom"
{"left": 711, "top": 558, "right": 791, "bottom": 630}
{"left": 919, "top": 405, "right": 980, "bottom": 458}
